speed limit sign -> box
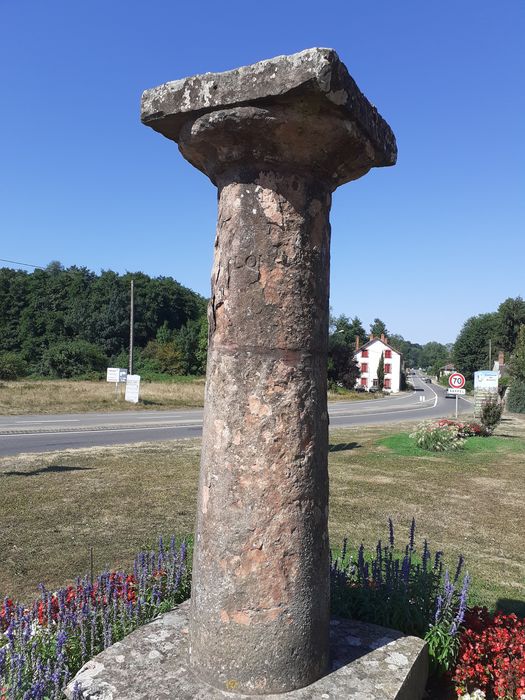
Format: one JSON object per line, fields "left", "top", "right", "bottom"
{"left": 449, "top": 372, "right": 466, "bottom": 389}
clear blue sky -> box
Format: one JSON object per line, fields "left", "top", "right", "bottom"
{"left": 1, "top": 1, "right": 523, "bottom": 344}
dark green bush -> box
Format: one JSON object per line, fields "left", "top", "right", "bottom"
{"left": 40, "top": 340, "right": 108, "bottom": 378}
{"left": 507, "top": 380, "right": 525, "bottom": 413}
{"left": 0, "top": 352, "right": 28, "bottom": 379}
{"left": 479, "top": 397, "right": 503, "bottom": 433}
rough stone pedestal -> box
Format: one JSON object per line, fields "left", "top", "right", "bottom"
{"left": 141, "top": 48, "right": 397, "bottom": 694}
{"left": 66, "top": 601, "right": 428, "bottom": 700}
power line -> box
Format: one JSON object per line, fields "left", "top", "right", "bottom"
{"left": 0, "top": 257, "right": 44, "bottom": 269}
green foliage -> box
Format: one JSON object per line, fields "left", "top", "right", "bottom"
{"left": 142, "top": 339, "right": 184, "bottom": 375}
{"left": 388, "top": 334, "right": 423, "bottom": 368}
{"left": 420, "top": 341, "right": 449, "bottom": 371}
{"left": 0, "top": 351, "right": 28, "bottom": 379}
{"left": 330, "top": 313, "right": 366, "bottom": 346}
{"left": 495, "top": 296, "right": 525, "bottom": 353}
{"left": 377, "top": 353, "right": 384, "bottom": 389}
{"left": 0, "top": 264, "right": 207, "bottom": 378}
{"left": 370, "top": 317, "right": 388, "bottom": 337}
{"left": 327, "top": 328, "right": 360, "bottom": 389}
{"left": 507, "top": 380, "right": 525, "bottom": 414}
{"left": 39, "top": 340, "right": 108, "bottom": 378}
{"left": 509, "top": 324, "right": 525, "bottom": 382}
{"left": 479, "top": 397, "right": 503, "bottom": 434}
{"left": 453, "top": 312, "right": 499, "bottom": 380}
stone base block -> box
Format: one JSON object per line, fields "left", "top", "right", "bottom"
{"left": 65, "top": 601, "right": 428, "bottom": 700}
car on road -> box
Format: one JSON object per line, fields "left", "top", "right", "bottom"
{"left": 424, "top": 378, "right": 432, "bottom": 384}
{"left": 445, "top": 390, "right": 455, "bottom": 398}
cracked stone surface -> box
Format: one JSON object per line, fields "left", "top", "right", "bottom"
{"left": 65, "top": 601, "right": 428, "bottom": 699}
{"left": 141, "top": 48, "right": 397, "bottom": 694}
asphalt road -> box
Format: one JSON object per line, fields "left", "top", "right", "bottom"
{"left": 0, "top": 374, "right": 472, "bottom": 456}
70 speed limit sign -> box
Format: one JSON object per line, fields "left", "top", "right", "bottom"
{"left": 449, "top": 372, "right": 466, "bottom": 389}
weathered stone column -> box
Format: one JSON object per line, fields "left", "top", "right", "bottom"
{"left": 141, "top": 48, "right": 396, "bottom": 695}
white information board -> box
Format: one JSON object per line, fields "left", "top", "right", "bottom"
{"left": 125, "top": 374, "right": 141, "bottom": 403}
{"left": 107, "top": 367, "right": 127, "bottom": 383}
{"left": 474, "top": 371, "right": 498, "bottom": 390}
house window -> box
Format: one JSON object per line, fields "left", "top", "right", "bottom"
{"left": 361, "top": 349, "right": 369, "bottom": 358}
{"left": 361, "top": 363, "right": 368, "bottom": 373}
{"left": 384, "top": 364, "right": 391, "bottom": 374}
{"left": 384, "top": 378, "right": 391, "bottom": 389}
{"left": 385, "top": 350, "right": 392, "bottom": 358}
{"left": 373, "top": 379, "right": 378, "bottom": 387}
{"left": 361, "top": 377, "right": 367, "bottom": 386}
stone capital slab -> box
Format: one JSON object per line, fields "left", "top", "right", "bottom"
{"left": 141, "top": 48, "right": 397, "bottom": 188}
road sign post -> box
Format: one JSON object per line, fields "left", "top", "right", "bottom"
{"left": 107, "top": 367, "right": 129, "bottom": 400}
{"left": 449, "top": 373, "right": 466, "bottom": 418}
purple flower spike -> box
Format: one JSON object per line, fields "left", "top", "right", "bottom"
{"left": 409, "top": 518, "right": 416, "bottom": 552}
{"left": 388, "top": 517, "right": 395, "bottom": 548}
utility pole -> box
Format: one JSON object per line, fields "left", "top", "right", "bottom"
{"left": 129, "top": 279, "right": 134, "bottom": 375}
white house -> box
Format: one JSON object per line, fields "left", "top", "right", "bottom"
{"left": 354, "top": 334, "right": 402, "bottom": 393}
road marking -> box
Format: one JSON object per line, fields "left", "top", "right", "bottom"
{"left": 11, "top": 419, "right": 80, "bottom": 424}
{"left": 0, "top": 424, "right": 203, "bottom": 438}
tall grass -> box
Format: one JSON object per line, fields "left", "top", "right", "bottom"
{"left": 0, "top": 379, "right": 205, "bottom": 415}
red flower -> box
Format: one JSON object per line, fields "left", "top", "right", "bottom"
{"left": 453, "top": 607, "right": 525, "bottom": 699}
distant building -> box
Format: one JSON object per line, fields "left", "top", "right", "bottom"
{"left": 439, "top": 363, "right": 456, "bottom": 377}
{"left": 354, "top": 334, "right": 402, "bottom": 393}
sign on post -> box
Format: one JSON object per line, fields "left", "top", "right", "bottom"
{"left": 449, "top": 372, "right": 466, "bottom": 418}
{"left": 447, "top": 387, "right": 466, "bottom": 395}
{"left": 107, "top": 367, "right": 128, "bottom": 399}
{"left": 448, "top": 373, "right": 466, "bottom": 389}
{"left": 125, "top": 374, "right": 141, "bottom": 404}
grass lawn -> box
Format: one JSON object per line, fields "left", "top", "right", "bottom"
{"left": 0, "top": 379, "right": 391, "bottom": 414}
{"left": 1, "top": 415, "right": 523, "bottom": 616}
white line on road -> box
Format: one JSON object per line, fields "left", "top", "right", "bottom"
{"left": 0, "top": 424, "right": 203, "bottom": 438}
{"left": 11, "top": 419, "right": 81, "bottom": 424}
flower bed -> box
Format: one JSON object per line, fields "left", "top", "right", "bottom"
{"left": 0, "top": 537, "right": 190, "bottom": 700}
{"left": 8, "top": 522, "right": 521, "bottom": 700}
{"left": 454, "top": 607, "right": 525, "bottom": 699}
{"left": 331, "top": 518, "right": 470, "bottom": 674}
{"left": 410, "top": 420, "right": 488, "bottom": 452}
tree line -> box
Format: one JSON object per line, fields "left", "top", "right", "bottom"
{"left": 451, "top": 296, "right": 525, "bottom": 412}
{"left": 0, "top": 263, "right": 207, "bottom": 379}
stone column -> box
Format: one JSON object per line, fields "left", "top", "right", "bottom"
{"left": 141, "top": 48, "right": 396, "bottom": 695}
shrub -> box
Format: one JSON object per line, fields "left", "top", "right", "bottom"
{"left": 453, "top": 606, "right": 525, "bottom": 699}
{"left": 0, "top": 537, "right": 190, "bottom": 699}
{"left": 507, "top": 380, "right": 525, "bottom": 414}
{"left": 40, "top": 340, "right": 108, "bottom": 378}
{"left": 0, "top": 352, "right": 28, "bottom": 380}
{"left": 479, "top": 398, "right": 503, "bottom": 435}
{"left": 330, "top": 519, "right": 470, "bottom": 675}
{"left": 435, "top": 419, "right": 487, "bottom": 438}
{"left": 410, "top": 421, "right": 465, "bottom": 451}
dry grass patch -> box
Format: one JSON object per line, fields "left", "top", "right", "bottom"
{"left": 1, "top": 415, "right": 523, "bottom": 614}
{"left": 0, "top": 440, "right": 201, "bottom": 602}
{"left": 0, "top": 378, "right": 205, "bottom": 414}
